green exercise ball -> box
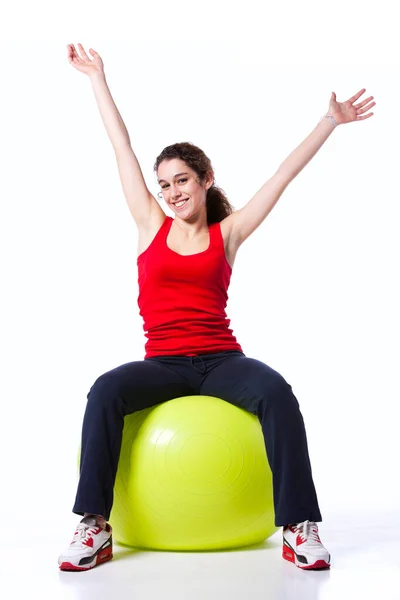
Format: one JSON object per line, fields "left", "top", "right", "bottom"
{"left": 109, "top": 395, "right": 277, "bottom": 551}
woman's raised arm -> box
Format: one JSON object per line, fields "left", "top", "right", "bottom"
{"left": 223, "top": 88, "right": 376, "bottom": 248}
{"left": 67, "top": 43, "right": 164, "bottom": 230}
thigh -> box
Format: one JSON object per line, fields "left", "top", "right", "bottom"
{"left": 88, "top": 358, "right": 194, "bottom": 415}
{"left": 200, "top": 354, "right": 292, "bottom": 414}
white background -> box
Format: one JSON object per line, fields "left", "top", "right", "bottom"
{"left": 1, "top": 1, "right": 399, "bottom": 589}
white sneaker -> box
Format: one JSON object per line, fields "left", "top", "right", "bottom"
{"left": 58, "top": 516, "right": 113, "bottom": 571}
{"left": 282, "top": 521, "right": 331, "bottom": 569}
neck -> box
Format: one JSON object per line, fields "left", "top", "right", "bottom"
{"left": 173, "top": 211, "right": 208, "bottom": 236}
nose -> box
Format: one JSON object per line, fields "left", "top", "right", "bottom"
{"left": 170, "top": 184, "right": 182, "bottom": 200}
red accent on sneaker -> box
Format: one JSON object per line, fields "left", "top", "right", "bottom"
{"left": 82, "top": 527, "right": 102, "bottom": 547}
{"left": 299, "top": 559, "right": 330, "bottom": 570}
{"left": 282, "top": 522, "right": 330, "bottom": 570}
{"left": 282, "top": 542, "right": 330, "bottom": 569}
{"left": 286, "top": 523, "right": 322, "bottom": 547}
{"left": 59, "top": 562, "right": 88, "bottom": 572}
{"left": 59, "top": 546, "right": 113, "bottom": 572}
{"left": 98, "top": 548, "right": 113, "bottom": 562}
{"left": 83, "top": 537, "right": 94, "bottom": 548}
{"left": 282, "top": 544, "right": 295, "bottom": 562}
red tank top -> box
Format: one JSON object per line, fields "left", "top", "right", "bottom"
{"left": 137, "top": 216, "right": 243, "bottom": 358}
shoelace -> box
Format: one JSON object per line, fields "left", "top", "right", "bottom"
{"left": 296, "top": 520, "right": 320, "bottom": 545}
{"left": 72, "top": 523, "right": 98, "bottom": 545}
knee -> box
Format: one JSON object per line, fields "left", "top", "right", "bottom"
{"left": 265, "top": 370, "right": 292, "bottom": 396}
{"left": 258, "top": 373, "right": 299, "bottom": 415}
{"left": 86, "top": 371, "right": 124, "bottom": 413}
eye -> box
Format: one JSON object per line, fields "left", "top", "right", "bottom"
{"left": 160, "top": 177, "right": 187, "bottom": 189}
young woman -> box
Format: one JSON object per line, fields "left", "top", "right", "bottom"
{"left": 59, "top": 43, "right": 375, "bottom": 572}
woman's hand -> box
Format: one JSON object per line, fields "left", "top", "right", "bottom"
{"left": 67, "top": 43, "right": 104, "bottom": 78}
{"left": 327, "top": 88, "right": 375, "bottom": 125}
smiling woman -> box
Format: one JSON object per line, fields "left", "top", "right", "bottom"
{"left": 160, "top": 177, "right": 191, "bottom": 211}
{"left": 62, "top": 41, "right": 375, "bottom": 573}
{"left": 154, "top": 142, "right": 234, "bottom": 224}
{"left": 157, "top": 172, "right": 194, "bottom": 210}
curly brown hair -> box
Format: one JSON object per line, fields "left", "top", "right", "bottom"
{"left": 154, "top": 142, "right": 234, "bottom": 224}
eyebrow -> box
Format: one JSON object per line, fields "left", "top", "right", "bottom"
{"left": 158, "top": 172, "right": 189, "bottom": 184}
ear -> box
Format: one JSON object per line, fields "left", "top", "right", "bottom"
{"left": 205, "top": 170, "right": 215, "bottom": 191}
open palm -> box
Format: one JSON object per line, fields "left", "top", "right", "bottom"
{"left": 328, "top": 88, "right": 375, "bottom": 125}
{"left": 67, "top": 43, "right": 104, "bottom": 77}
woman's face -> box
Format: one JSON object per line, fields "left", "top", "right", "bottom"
{"left": 157, "top": 158, "right": 212, "bottom": 219}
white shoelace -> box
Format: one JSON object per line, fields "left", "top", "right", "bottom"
{"left": 72, "top": 523, "right": 98, "bottom": 544}
{"left": 296, "top": 520, "right": 320, "bottom": 545}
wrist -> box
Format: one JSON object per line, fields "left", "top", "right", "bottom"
{"left": 89, "top": 71, "right": 106, "bottom": 83}
{"left": 321, "top": 113, "right": 338, "bottom": 128}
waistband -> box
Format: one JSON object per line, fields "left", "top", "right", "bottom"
{"left": 190, "top": 355, "right": 207, "bottom": 374}
{"left": 146, "top": 350, "right": 244, "bottom": 375}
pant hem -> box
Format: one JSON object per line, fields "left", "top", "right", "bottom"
{"left": 275, "top": 514, "right": 323, "bottom": 527}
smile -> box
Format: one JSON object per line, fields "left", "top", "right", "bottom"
{"left": 173, "top": 199, "right": 188, "bottom": 209}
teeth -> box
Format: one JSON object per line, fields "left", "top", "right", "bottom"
{"left": 175, "top": 200, "right": 187, "bottom": 207}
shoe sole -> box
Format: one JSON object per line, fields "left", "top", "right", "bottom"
{"left": 59, "top": 546, "right": 113, "bottom": 571}
{"left": 282, "top": 542, "right": 330, "bottom": 570}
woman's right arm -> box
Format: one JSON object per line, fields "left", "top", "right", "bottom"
{"left": 89, "top": 73, "right": 164, "bottom": 229}
{"left": 68, "top": 44, "right": 164, "bottom": 230}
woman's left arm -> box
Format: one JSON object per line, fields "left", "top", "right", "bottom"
{"left": 226, "top": 88, "right": 375, "bottom": 246}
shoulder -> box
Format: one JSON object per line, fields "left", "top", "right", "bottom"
{"left": 219, "top": 213, "right": 241, "bottom": 267}
{"left": 219, "top": 212, "right": 241, "bottom": 249}
{"left": 137, "top": 213, "right": 170, "bottom": 256}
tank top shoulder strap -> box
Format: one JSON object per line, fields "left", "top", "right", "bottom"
{"left": 209, "top": 220, "right": 225, "bottom": 253}
{"left": 138, "top": 215, "right": 172, "bottom": 261}
{"left": 150, "top": 215, "right": 172, "bottom": 249}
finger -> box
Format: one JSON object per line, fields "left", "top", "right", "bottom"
{"left": 356, "top": 112, "right": 374, "bottom": 121}
{"left": 354, "top": 96, "right": 374, "bottom": 109}
{"left": 357, "top": 101, "right": 376, "bottom": 115}
{"left": 71, "top": 51, "right": 85, "bottom": 67}
{"left": 68, "top": 44, "right": 82, "bottom": 65}
{"left": 70, "top": 43, "right": 80, "bottom": 58}
{"left": 78, "top": 43, "right": 91, "bottom": 62}
{"left": 67, "top": 46, "right": 79, "bottom": 65}
{"left": 67, "top": 43, "right": 76, "bottom": 60}
{"left": 348, "top": 88, "right": 366, "bottom": 104}
{"left": 69, "top": 46, "right": 82, "bottom": 64}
